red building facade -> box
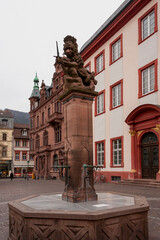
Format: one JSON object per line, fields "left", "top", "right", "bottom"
{"left": 29, "top": 64, "right": 64, "bottom": 179}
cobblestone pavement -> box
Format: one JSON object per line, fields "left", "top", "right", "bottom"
{"left": 0, "top": 178, "right": 160, "bottom": 240}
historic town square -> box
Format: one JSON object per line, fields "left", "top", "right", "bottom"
{"left": 1, "top": 0, "right": 160, "bottom": 239}
{"left": 0, "top": 179, "right": 160, "bottom": 239}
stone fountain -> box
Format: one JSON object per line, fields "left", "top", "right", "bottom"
{"left": 8, "top": 36, "right": 149, "bottom": 240}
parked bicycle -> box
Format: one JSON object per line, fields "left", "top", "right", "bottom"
{"left": 94, "top": 171, "right": 106, "bottom": 183}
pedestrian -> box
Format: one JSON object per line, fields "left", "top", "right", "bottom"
{"left": 10, "top": 172, "right": 13, "bottom": 181}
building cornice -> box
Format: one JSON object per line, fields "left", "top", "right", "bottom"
{"left": 80, "top": 0, "right": 152, "bottom": 61}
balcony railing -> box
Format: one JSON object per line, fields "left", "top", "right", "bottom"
{"left": 48, "top": 112, "right": 63, "bottom": 124}
{"left": 34, "top": 145, "right": 51, "bottom": 153}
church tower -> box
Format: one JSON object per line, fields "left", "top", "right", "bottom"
{"left": 29, "top": 73, "right": 40, "bottom": 111}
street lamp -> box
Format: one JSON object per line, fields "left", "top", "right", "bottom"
{"left": 27, "top": 160, "right": 30, "bottom": 179}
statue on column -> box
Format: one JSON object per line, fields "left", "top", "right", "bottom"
{"left": 56, "top": 35, "right": 97, "bottom": 91}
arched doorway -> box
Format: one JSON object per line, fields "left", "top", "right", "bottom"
{"left": 141, "top": 132, "right": 159, "bottom": 179}
{"left": 125, "top": 104, "right": 160, "bottom": 180}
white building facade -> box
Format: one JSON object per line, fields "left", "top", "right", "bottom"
{"left": 81, "top": 0, "right": 160, "bottom": 181}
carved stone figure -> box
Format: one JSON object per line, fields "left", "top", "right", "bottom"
{"left": 56, "top": 35, "right": 97, "bottom": 91}
{"left": 39, "top": 80, "right": 46, "bottom": 103}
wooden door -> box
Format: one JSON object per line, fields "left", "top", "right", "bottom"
{"left": 141, "top": 132, "right": 159, "bottom": 179}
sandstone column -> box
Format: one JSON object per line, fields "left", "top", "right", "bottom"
{"left": 60, "top": 88, "right": 97, "bottom": 202}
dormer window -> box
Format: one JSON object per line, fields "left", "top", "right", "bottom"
{"left": 1, "top": 119, "right": 8, "bottom": 126}
{"left": 35, "top": 101, "right": 38, "bottom": 108}
{"left": 22, "top": 129, "right": 27, "bottom": 136}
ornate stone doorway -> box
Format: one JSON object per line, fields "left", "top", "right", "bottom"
{"left": 141, "top": 132, "right": 159, "bottom": 179}
{"left": 125, "top": 104, "right": 160, "bottom": 180}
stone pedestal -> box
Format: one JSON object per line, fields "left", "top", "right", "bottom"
{"left": 60, "top": 88, "right": 98, "bottom": 202}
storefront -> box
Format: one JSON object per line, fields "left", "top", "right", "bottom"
{"left": 0, "top": 160, "right": 11, "bottom": 177}
{"left": 14, "top": 167, "right": 34, "bottom": 177}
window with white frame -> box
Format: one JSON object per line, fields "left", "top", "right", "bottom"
{"left": 112, "top": 83, "right": 121, "bottom": 108}
{"left": 15, "top": 152, "right": 20, "bottom": 160}
{"left": 95, "top": 52, "right": 104, "bottom": 74}
{"left": 15, "top": 140, "right": 20, "bottom": 147}
{"left": 96, "top": 142, "right": 104, "bottom": 166}
{"left": 142, "top": 64, "right": 155, "bottom": 95}
{"left": 112, "top": 39, "right": 121, "bottom": 62}
{"left": 138, "top": 60, "right": 157, "bottom": 98}
{"left": 35, "top": 101, "right": 38, "bottom": 108}
{"left": 96, "top": 92, "right": 104, "bottom": 115}
{"left": 23, "top": 140, "right": 27, "bottom": 147}
{"left": 138, "top": 4, "right": 158, "bottom": 44}
{"left": 22, "top": 129, "right": 27, "bottom": 136}
{"left": 85, "top": 63, "right": 90, "bottom": 71}
{"left": 112, "top": 139, "right": 122, "bottom": 166}
{"left": 22, "top": 153, "right": 27, "bottom": 161}
{"left": 86, "top": 65, "right": 90, "bottom": 71}
{"left": 142, "top": 10, "right": 155, "bottom": 41}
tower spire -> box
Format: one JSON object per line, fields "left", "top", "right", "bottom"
{"left": 33, "top": 72, "right": 39, "bottom": 89}
{"left": 30, "top": 73, "right": 40, "bottom": 98}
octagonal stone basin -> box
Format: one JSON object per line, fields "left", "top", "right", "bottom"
{"left": 8, "top": 192, "right": 149, "bottom": 240}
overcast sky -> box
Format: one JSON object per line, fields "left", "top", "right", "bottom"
{"left": 0, "top": 0, "right": 124, "bottom": 113}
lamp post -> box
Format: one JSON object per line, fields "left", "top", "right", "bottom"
{"left": 27, "top": 160, "right": 30, "bottom": 179}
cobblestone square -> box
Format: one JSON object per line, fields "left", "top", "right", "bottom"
{"left": 0, "top": 178, "right": 160, "bottom": 239}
